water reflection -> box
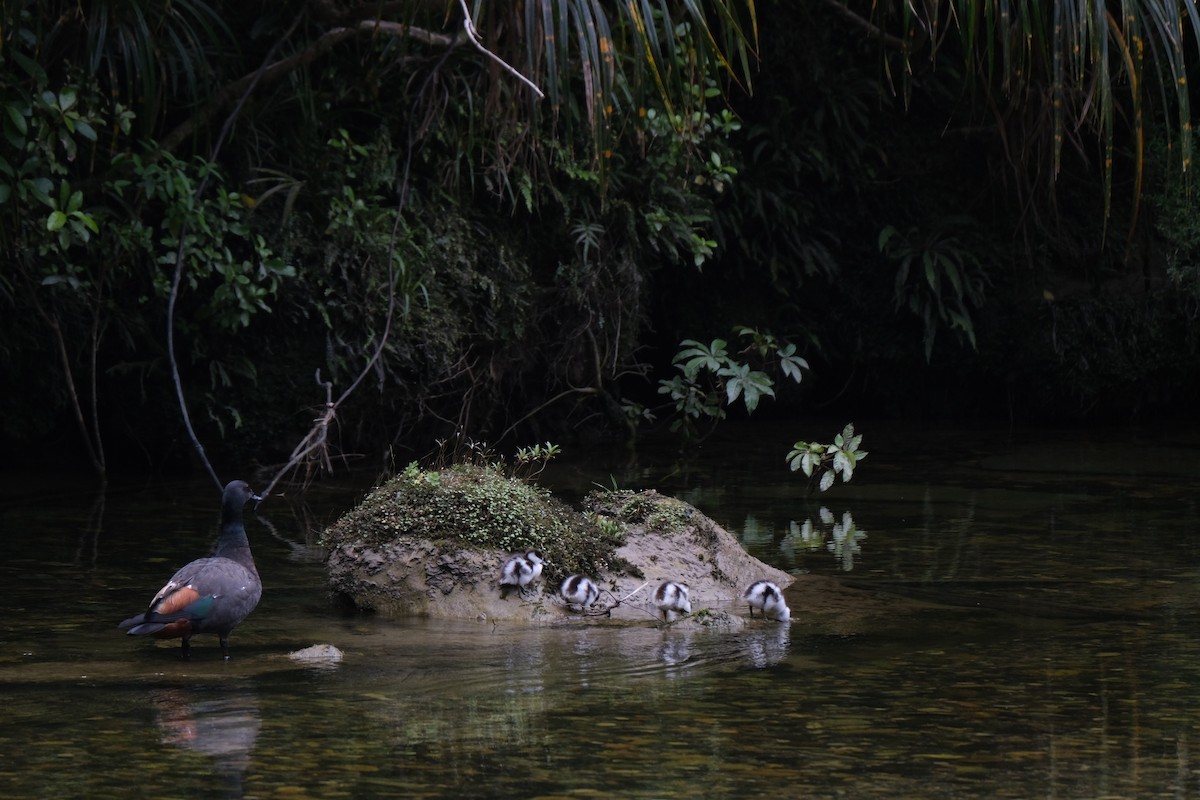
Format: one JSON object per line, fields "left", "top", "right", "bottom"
{"left": 778, "top": 507, "right": 866, "bottom": 571}
{"left": 654, "top": 629, "right": 694, "bottom": 672}
{"left": 151, "top": 688, "right": 261, "bottom": 798}
{"left": 6, "top": 425, "right": 1200, "bottom": 799}
{"left": 741, "top": 622, "right": 791, "bottom": 669}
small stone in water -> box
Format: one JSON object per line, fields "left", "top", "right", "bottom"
{"left": 287, "top": 644, "right": 344, "bottom": 665}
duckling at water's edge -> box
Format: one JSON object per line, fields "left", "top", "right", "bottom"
{"left": 654, "top": 581, "right": 691, "bottom": 622}
{"left": 743, "top": 580, "right": 790, "bottom": 622}
{"left": 559, "top": 574, "right": 600, "bottom": 611}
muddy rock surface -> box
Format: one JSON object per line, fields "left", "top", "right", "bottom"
{"left": 325, "top": 485, "right": 792, "bottom": 627}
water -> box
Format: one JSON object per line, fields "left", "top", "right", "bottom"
{"left": 2, "top": 422, "right": 1200, "bottom": 798}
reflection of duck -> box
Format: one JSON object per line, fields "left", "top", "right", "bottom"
{"left": 653, "top": 581, "right": 691, "bottom": 622}
{"left": 743, "top": 580, "right": 790, "bottom": 622}
{"left": 559, "top": 574, "right": 600, "bottom": 611}
{"left": 744, "top": 620, "right": 791, "bottom": 669}
{"left": 153, "top": 687, "right": 261, "bottom": 798}
{"left": 119, "top": 480, "right": 262, "bottom": 659}
{"left": 499, "top": 550, "right": 544, "bottom": 598}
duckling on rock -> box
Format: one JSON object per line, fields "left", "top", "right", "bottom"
{"left": 499, "top": 550, "right": 544, "bottom": 599}
{"left": 559, "top": 574, "right": 600, "bottom": 612}
{"left": 743, "top": 580, "right": 791, "bottom": 622}
{"left": 653, "top": 580, "right": 691, "bottom": 622}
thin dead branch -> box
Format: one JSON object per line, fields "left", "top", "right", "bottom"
{"left": 457, "top": 0, "right": 544, "bottom": 99}
{"left": 161, "top": 20, "right": 458, "bottom": 153}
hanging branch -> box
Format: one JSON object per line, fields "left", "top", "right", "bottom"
{"left": 167, "top": 9, "right": 541, "bottom": 499}
{"left": 252, "top": 32, "right": 456, "bottom": 500}
{"left": 38, "top": 307, "right": 106, "bottom": 477}
{"left": 160, "top": 20, "right": 457, "bottom": 154}
{"left": 457, "top": 0, "right": 544, "bottom": 99}
{"left": 167, "top": 16, "right": 304, "bottom": 493}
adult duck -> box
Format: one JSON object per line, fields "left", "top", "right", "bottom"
{"left": 119, "top": 480, "right": 262, "bottom": 659}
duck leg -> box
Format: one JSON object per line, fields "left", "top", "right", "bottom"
{"left": 219, "top": 635, "right": 231, "bottom": 660}
{"left": 181, "top": 636, "right": 192, "bottom": 660}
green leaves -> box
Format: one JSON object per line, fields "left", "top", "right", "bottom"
{"left": 521, "top": 0, "right": 758, "bottom": 181}
{"left": 719, "top": 361, "right": 774, "bottom": 414}
{"left": 675, "top": 338, "right": 730, "bottom": 377}
{"left": 787, "top": 423, "right": 868, "bottom": 492}
{"left": 879, "top": 220, "right": 988, "bottom": 361}
{"left": 657, "top": 327, "right": 808, "bottom": 438}
{"left": 110, "top": 148, "right": 295, "bottom": 332}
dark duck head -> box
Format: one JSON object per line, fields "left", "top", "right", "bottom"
{"left": 119, "top": 480, "right": 262, "bottom": 659}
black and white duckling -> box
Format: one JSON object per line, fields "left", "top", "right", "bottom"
{"left": 499, "top": 550, "right": 545, "bottom": 598}
{"left": 559, "top": 574, "right": 600, "bottom": 611}
{"left": 653, "top": 580, "right": 691, "bottom": 622}
{"left": 743, "top": 580, "right": 790, "bottom": 622}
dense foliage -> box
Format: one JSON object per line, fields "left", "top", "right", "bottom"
{"left": 3, "top": 0, "right": 1199, "bottom": 477}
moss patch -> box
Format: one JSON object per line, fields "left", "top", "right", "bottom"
{"left": 601, "top": 489, "right": 700, "bottom": 534}
{"left": 321, "top": 463, "right": 624, "bottom": 582}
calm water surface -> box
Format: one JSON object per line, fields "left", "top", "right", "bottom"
{"left": 2, "top": 422, "right": 1200, "bottom": 799}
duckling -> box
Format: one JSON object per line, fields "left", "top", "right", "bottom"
{"left": 654, "top": 580, "right": 691, "bottom": 622}
{"left": 743, "top": 580, "right": 790, "bottom": 622}
{"left": 559, "top": 574, "right": 600, "bottom": 611}
{"left": 499, "top": 550, "right": 545, "bottom": 599}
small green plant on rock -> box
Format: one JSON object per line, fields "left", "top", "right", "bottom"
{"left": 428, "top": 436, "right": 561, "bottom": 482}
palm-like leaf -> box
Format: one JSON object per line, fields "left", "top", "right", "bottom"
{"left": 27, "top": 0, "right": 236, "bottom": 136}
{"left": 864, "top": 0, "right": 1200, "bottom": 230}
{"left": 511, "top": 1, "right": 758, "bottom": 169}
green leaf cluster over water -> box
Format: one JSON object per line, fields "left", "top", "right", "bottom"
{"left": 322, "top": 463, "right": 624, "bottom": 581}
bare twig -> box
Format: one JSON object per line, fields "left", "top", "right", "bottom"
{"left": 569, "top": 581, "right": 650, "bottom": 617}
{"left": 34, "top": 302, "right": 105, "bottom": 478}
{"left": 496, "top": 386, "right": 599, "bottom": 445}
{"left": 457, "top": 0, "right": 544, "bottom": 99}
{"left": 255, "top": 27, "right": 460, "bottom": 499}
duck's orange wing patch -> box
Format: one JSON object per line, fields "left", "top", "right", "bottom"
{"left": 153, "top": 619, "right": 194, "bottom": 639}
{"left": 154, "top": 585, "right": 202, "bottom": 616}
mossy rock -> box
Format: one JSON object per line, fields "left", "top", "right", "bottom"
{"left": 323, "top": 465, "right": 792, "bottom": 624}
{"left": 321, "top": 462, "right": 622, "bottom": 582}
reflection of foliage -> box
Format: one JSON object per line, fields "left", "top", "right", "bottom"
{"left": 783, "top": 508, "right": 866, "bottom": 572}
{"left": 787, "top": 423, "right": 867, "bottom": 493}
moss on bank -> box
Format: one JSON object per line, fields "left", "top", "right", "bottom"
{"left": 321, "top": 463, "right": 624, "bottom": 583}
